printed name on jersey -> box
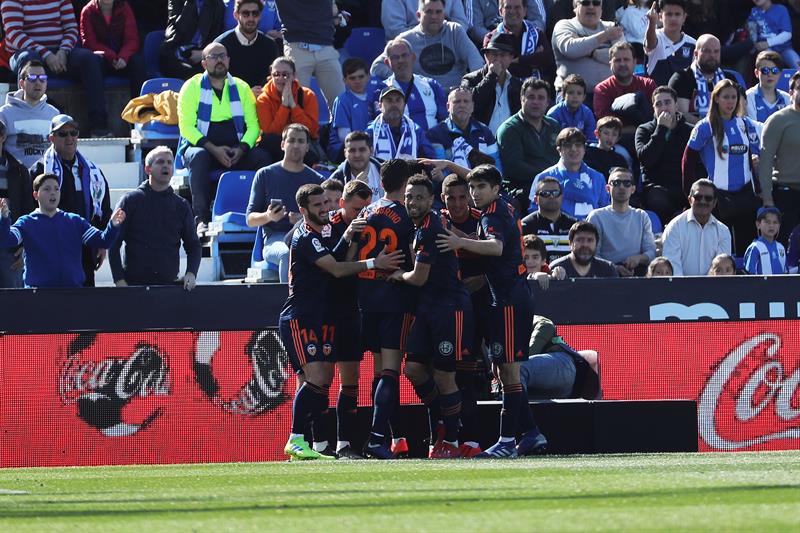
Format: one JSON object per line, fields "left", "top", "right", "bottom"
{"left": 727, "top": 144, "right": 748, "bottom": 156}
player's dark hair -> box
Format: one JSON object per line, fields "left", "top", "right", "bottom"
{"left": 321, "top": 177, "right": 344, "bottom": 193}
{"left": 380, "top": 158, "right": 412, "bottom": 193}
{"left": 407, "top": 174, "right": 434, "bottom": 196}
{"left": 342, "top": 57, "right": 368, "bottom": 78}
{"left": 235, "top": 0, "right": 263, "bottom": 12}
{"left": 568, "top": 220, "right": 599, "bottom": 242}
{"left": 468, "top": 150, "right": 496, "bottom": 168}
{"left": 467, "top": 164, "right": 502, "bottom": 188}
{"left": 442, "top": 174, "right": 468, "bottom": 194}
{"left": 523, "top": 234, "right": 547, "bottom": 257}
{"left": 33, "top": 173, "right": 59, "bottom": 192}
{"left": 343, "top": 179, "right": 372, "bottom": 201}
{"left": 345, "top": 130, "right": 372, "bottom": 147}
{"left": 296, "top": 183, "right": 325, "bottom": 209}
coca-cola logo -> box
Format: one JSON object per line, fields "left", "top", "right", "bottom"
{"left": 193, "top": 330, "right": 290, "bottom": 415}
{"left": 699, "top": 332, "right": 800, "bottom": 450}
{"left": 58, "top": 333, "right": 170, "bottom": 436}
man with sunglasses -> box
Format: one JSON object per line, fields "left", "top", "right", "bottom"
{"left": 662, "top": 178, "right": 731, "bottom": 276}
{"left": 0, "top": 60, "right": 60, "bottom": 169}
{"left": 586, "top": 167, "right": 656, "bottom": 277}
{"left": 521, "top": 176, "right": 576, "bottom": 264}
{"left": 214, "top": 0, "right": 278, "bottom": 92}
{"left": 30, "top": 114, "right": 111, "bottom": 286}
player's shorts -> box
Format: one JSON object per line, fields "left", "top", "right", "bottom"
{"left": 360, "top": 311, "right": 414, "bottom": 353}
{"left": 469, "top": 284, "right": 493, "bottom": 355}
{"left": 333, "top": 309, "right": 363, "bottom": 362}
{"left": 278, "top": 315, "right": 335, "bottom": 372}
{"left": 485, "top": 286, "right": 534, "bottom": 364}
{"left": 406, "top": 305, "right": 473, "bottom": 372}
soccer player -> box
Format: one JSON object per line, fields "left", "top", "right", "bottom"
{"left": 390, "top": 175, "right": 473, "bottom": 459}
{"left": 325, "top": 180, "right": 374, "bottom": 459}
{"left": 279, "top": 184, "right": 402, "bottom": 461}
{"left": 437, "top": 164, "right": 539, "bottom": 458}
{"left": 358, "top": 158, "right": 417, "bottom": 459}
{"left": 440, "top": 174, "right": 487, "bottom": 457}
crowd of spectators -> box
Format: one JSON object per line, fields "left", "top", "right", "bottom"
{"left": 5, "top": 0, "right": 800, "bottom": 289}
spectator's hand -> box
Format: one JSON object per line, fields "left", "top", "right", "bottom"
{"left": 343, "top": 216, "right": 367, "bottom": 242}
{"left": 45, "top": 53, "right": 64, "bottom": 74}
{"left": 189, "top": 49, "right": 204, "bottom": 64}
{"left": 531, "top": 271, "right": 551, "bottom": 290}
{"left": 229, "top": 146, "right": 245, "bottom": 166}
{"left": 374, "top": 245, "right": 404, "bottom": 270}
{"left": 623, "top": 255, "right": 641, "bottom": 270}
{"left": 208, "top": 144, "right": 233, "bottom": 167}
{"left": 95, "top": 248, "right": 107, "bottom": 270}
{"left": 11, "top": 247, "right": 23, "bottom": 271}
{"left": 647, "top": 2, "right": 659, "bottom": 25}
{"left": 436, "top": 228, "right": 463, "bottom": 252}
{"left": 762, "top": 196, "right": 775, "bottom": 207}
{"left": 265, "top": 203, "right": 286, "bottom": 223}
{"left": 56, "top": 49, "right": 69, "bottom": 72}
{"left": 750, "top": 154, "right": 759, "bottom": 169}
{"left": 281, "top": 82, "right": 296, "bottom": 108}
{"left": 111, "top": 208, "right": 126, "bottom": 227}
{"left": 616, "top": 264, "right": 634, "bottom": 277}
{"left": 355, "top": 170, "right": 369, "bottom": 182}
{"left": 251, "top": 85, "right": 263, "bottom": 96}
{"left": 115, "top": 279, "right": 129, "bottom": 287}
{"left": 182, "top": 272, "right": 197, "bottom": 291}
{"left": 488, "top": 61, "right": 504, "bottom": 76}
{"left": 755, "top": 41, "right": 769, "bottom": 52}
{"left": 600, "top": 26, "right": 624, "bottom": 44}
{"left": 656, "top": 110, "right": 675, "bottom": 130}
{"left": 288, "top": 211, "right": 302, "bottom": 225}
{"left": 0, "top": 198, "right": 9, "bottom": 218}
{"left": 551, "top": 265, "right": 567, "bottom": 280}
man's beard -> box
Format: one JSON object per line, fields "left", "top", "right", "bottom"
{"left": 209, "top": 65, "right": 228, "bottom": 79}
{"left": 308, "top": 212, "right": 327, "bottom": 226}
{"left": 573, "top": 248, "right": 594, "bottom": 266}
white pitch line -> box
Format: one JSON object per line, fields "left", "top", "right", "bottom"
{"left": 0, "top": 489, "right": 29, "bottom": 495}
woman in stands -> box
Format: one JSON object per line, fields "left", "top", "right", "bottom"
{"left": 80, "top": 0, "right": 147, "bottom": 99}
{"left": 682, "top": 78, "right": 761, "bottom": 255}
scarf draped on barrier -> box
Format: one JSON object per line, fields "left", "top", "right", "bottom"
{"left": 43, "top": 146, "right": 105, "bottom": 219}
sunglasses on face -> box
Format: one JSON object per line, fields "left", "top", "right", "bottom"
{"left": 692, "top": 193, "right": 715, "bottom": 202}
{"left": 537, "top": 189, "right": 562, "bottom": 198}
{"left": 25, "top": 74, "right": 48, "bottom": 82}
{"left": 760, "top": 66, "right": 781, "bottom": 75}
{"left": 579, "top": 0, "right": 602, "bottom": 6}
{"left": 56, "top": 130, "right": 79, "bottom": 138}
{"left": 610, "top": 180, "right": 633, "bottom": 187}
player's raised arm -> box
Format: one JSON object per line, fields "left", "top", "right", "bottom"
{"left": 437, "top": 228, "right": 503, "bottom": 256}
{"left": 315, "top": 246, "right": 403, "bottom": 278}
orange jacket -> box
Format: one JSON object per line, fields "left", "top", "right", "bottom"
{"left": 256, "top": 78, "right": 319, "bottom": 139}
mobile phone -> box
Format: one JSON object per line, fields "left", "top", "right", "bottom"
{"left": 269, "top": 198, "right": 284, "bottom": 210}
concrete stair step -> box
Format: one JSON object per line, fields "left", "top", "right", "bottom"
{"left": 77, "top": 137, "right": 130, "bottom": 163}
{"left": 110, "top": 187, "right": 136, "bottom": 209}
{"left": 100, "top": 162, "right": 140, "bottom": 189}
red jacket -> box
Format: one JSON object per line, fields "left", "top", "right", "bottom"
{"left": 79, "top": 0, "right": 140, "bottom": 64}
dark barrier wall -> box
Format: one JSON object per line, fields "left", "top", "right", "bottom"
{"left": 0, "top": 277, "right": 798, "bottom": 466}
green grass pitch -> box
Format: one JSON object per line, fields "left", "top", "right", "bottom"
{"left": 1, "top": 452, "right": 799, "bottom": 532}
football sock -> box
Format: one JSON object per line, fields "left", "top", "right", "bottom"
{"left": 455, "top": 366, "right": 479, "bottom": 443}
{"left": 499, "top": 382, "right": 524, "bottom": 440}
{"left": 291, "top": 382, "right": 328, "bottom": 435}
{"left": 371, "top": 369, "right": 399, "bottom": 441}
{"left": 412, "top": 377, "right": 440, "bottom": 443}
{"left": 337, "top": 385, "right": 358, "bottom": 444}
{"left": 517, "top": 394, "right": 536, "bottom": 436}
{"left": 439, "top": 390, "right": 462, "bottom": 444}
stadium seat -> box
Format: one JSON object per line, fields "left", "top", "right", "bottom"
{"left": 723, "top": 68, "right": 746, "bottom": 89}
{"left": 245, "top": 226, "right": 280, "bottom": 282}
{"left": 207, "top": 171, "right": 257, "bottom": 280}
{"left": 777, "top": 68, "right": 797, "bottom": 92}
{"left": 309, "top": 77, "right": 330, "bottom": 125}
{"left": 645, "top": 210, "right": 663, "bottom": 235}
{"left": 211, "top": 170, "right": 256, "bottom": 227}
{"left": 136, "top": 78, "right": 184, "bottom": 140}
{"left": 344, "top": 27, "right": 386, "bottom": 65}
{"left": 144, "top": 30, "right": 166, "bottom": 78}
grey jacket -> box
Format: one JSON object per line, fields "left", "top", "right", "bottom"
{"left": 0, "top": 90, "right": 60, "bottom": 169}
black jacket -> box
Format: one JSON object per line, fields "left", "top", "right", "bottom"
{"left": 161, "top": 0, "right": 225, "bottom": 58}
{"left": 461, "top": 66, "right": 522, "bottom": 126}
{"left": 635, "top": 114, "right": 693, "bottom": 192}
{"left": 2, "top": 149, "right": 33, "bottom": 222}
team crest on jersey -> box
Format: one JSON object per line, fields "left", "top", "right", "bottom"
{"left": 307, "top": 344, "right": 317, "bottom": 356}
{"left": 322, "top": 343, "right": 332, "bottom": 356}
{"left": 681, "top": 47, "right": 691, "bottom": 58}
{"left": 491, "top": 342, "right": 504, "bottom": 356}
{"left": 312, "top": 238, "right": 325, "bottom": 253}
{"left": 747, "top": 129, "right": 759, "bottom": 144}
{"left": 438, "top": 341, "right": 454, "bottom": 356}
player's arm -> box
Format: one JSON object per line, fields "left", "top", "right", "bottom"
{"left": 436, "top": 228, "right": 503, "bottom": 256}
{"left": 391, "top": 261, "right": 431, "bottom": 286}
{"left": 314, "top": 246, "right": 403, "bottom": 278}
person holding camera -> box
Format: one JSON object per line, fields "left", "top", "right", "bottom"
{"left": 246, "top": 124, "right": 323, "bottom": 283}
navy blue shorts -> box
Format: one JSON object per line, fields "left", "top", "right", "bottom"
{"left": 360, "top": 311, "right": 413, "bottom": 353}
{"left": 486, "top": 289, "right": 534, "bottom": 364}
{"left": 279, "top": 316, "right": 335, "bottom": 372}
{"left": 406, "top": 305, "right": 473, "bottom": 372}
{"left": 334, "top": 310, "right": 363, "bottom": 362}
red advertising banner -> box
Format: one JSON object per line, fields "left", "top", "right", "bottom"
{"left": 1, "top": 321, "right": 798, "bottom": 467}
{"left": 560, "top": 321, "right": 800, "bottom": 452}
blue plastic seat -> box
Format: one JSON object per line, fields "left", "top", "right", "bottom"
{"left": 344, "top": 27, "right": 386, "bottom": 65}
{"left": 212, "top": 171, "right": 256, "bottom": 227}
{"left": 137, "top": 77, "right": 183, "bottom": 139}
{"left": 723, "top": 68, "right": 746, "bottom": 89}
{"left": 645, "top": 210, "right": 663, "bottom": 234}
{"left": 309, "top": 77, "right": 330, "bottom": 125}
{"left": 143, "top": 30, "right": 165, "bottom": 78}
{"left": 777, "top": 68, "right": 797, "bottom": 92}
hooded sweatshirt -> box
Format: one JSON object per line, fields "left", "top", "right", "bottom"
{"left": 255, "top": 78, "right": 319, "bottom": 139}
{"left": 0, "top": 90, "right": 60, "bottom": 169}
{"left": 371, "top": 21, "right": 483, "bottom": 91}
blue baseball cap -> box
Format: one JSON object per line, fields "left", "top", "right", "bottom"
{"left": 756, "top": 206, "right": 782, "bottom": 221}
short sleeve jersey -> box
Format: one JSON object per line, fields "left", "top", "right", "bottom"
{"left": 687, "top": 117, "right": 759, "bottom": 192}
{"left": 356, "top": 198, "right": 416, "bottom": 312}
{"left": 280, "top": 223, "right": 332, "bottom": 320}
{"left": 325, "top": 209, "right": 359, "bottom": 312}
{"left": 413, "top": 211, "right": 470, "bottom": 307}
{"left": 443, "top": 207, "right": 484, "bottom": 279}
{"left": 479, "top": 198, "right": 527, "bottom": 302}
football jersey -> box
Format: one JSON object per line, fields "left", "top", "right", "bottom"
{"left": 479, "top": 197, "right": 527, "bottom": 303}
{"left": 744, "top": 236, "right": 787, "bottom": 275}
{"left": 356, "top": 197, "right": 416, "bottom": 312}
{"left": 688, "top": 117, "right": 760, "bottom": 192}
{"left": 443, "top": 207, "right": 484, "bottom": 279}
{"left": 646, "top": 30, "right": 695, "bottom": 87}
{"left": 326, "top": 209, "right": 359, "bottom": 312}
{"left": 280, "top": 223, "right": 332, "bottom": 320}
{"left": 413, "top": 210, "right": 470, "bottom": 307}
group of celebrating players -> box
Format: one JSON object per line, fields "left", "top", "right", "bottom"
{"left": 279, "top": 159, "right": 547, "bottom": 460}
